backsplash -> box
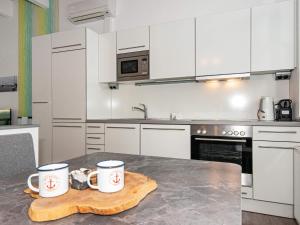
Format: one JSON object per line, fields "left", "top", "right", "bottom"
{"left": 109, "top": 74, "right": 289, "bottom": 120}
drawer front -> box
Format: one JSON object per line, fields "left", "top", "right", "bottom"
{"left": 241, "top": 187, "right": 253, "bottom": 199}
{"left": 86, "top": 144, "right": 105, "bottom": 152}
{"left": 253, "top": 126, "right": 300, "bottom": 142}
{"left": 86, "top": 123, "right": 104, "bottom": 134}
{"left": 86, "top": 134, "right": 104, "bottom": 145}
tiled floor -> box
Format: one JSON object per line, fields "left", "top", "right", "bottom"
{"left": 242, "top": 212, "right": 298, "bottom": 225}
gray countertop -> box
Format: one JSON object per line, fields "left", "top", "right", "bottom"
{"left": 0, "top": 124, "right": 39, "bottom": 130}
{"left": 87, "top": 118, "right": 300, "bottom": 127}
{"left": 0, "top": 152, "right": 241, "bottom": 225}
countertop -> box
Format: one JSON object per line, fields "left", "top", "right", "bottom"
{"left": 0, "top": 152, "right": 241, "bottom": 225}
{"left": 0, "top": 124, "right": 39, "bottom": 130}
{"left": 87, "top": 118, "right": 300, "bottom": 127}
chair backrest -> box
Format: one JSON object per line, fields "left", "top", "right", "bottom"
{"left": 0, "top": 133, "right": 36, "bottom": 178}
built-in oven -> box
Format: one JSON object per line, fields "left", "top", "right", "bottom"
{"left": 191, "top": 124, "right": 252, "bottom": 187}
{"left": 117, "top": 50, "right": 149, "bottom": 81}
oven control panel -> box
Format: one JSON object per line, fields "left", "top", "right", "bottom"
{"left": 192, "top": 125, "right": 252, "bottom": 138}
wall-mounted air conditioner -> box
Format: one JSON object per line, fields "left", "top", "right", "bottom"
{"left": 67, "top": 0, "right": 116, "bottom": 24}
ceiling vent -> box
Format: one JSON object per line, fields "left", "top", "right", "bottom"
{"left": 67, "top": 0, "right": 116, "bottom": 24}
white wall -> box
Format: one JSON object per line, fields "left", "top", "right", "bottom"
{"left": 0, "top": 0, "right": 18, "bottom": 123}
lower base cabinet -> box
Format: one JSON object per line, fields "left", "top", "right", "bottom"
{"left": 253, "top": 141, "right": 294, "bottom": 204}
{"left": 52, "top": 123, "right": 86, "bottom": 162}
{"left": 141, "top": 124, "right": 190, "bottom": 159}
{"left": 105, "top": 123, "right": 140, "bottom": 155}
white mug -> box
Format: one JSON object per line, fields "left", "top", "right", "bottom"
{"left": 87, "top": 160, "right": 124, "bottom": 193}
{"left": 27, "top": 163, "right": 69, "bottom": 198}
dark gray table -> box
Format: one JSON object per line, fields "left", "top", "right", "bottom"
{"left": 0, "top": 153, "right": 241, "bottom": 225}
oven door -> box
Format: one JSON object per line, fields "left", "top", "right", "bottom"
{"left": 191, "top": 136, "right": 252, "bottom": 186}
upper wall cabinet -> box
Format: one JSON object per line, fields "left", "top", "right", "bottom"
{"left": 99, "top": 32, "right": 117, "bottom": 83}
{"left": 196, "top": 9, "right": 251, "bottom": 77}
{"left": 251, "top": 0, "right": 295, "bottom": 72}
{"left": 52, "top": 28, "right": 86, "bottom": 52}
{"left": 117, "top": 26, "right": 149, "bottom": 54}
{"left": 150, "top": 18, "right": 195, "bottom": 80}
{"left": 32, "top": 34, "right": 52, "bottom": 103}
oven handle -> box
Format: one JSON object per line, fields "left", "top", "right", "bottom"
{"left": 194, "top": 137, "right": 247, "bottom": 143}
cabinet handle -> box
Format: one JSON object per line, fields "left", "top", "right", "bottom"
{"left": 87, "top": 147, "right": 102, "bottom": 150}
{"left": 195, "top": 138, "right": 247, "bottom": 143}
{"left": 53, "top": 125, "right": 82, "bottom": 128}
{"left": 87, "top": 126, "right": 101, "bottom": 128}
{"left": 258, "top": 131, "right": 297, "bottom": 134}
{"left": 52, "top": 43, "right": 82, "bottom": 49}
{"left": 258, "top": 146, "right": 294, "bottom": 150}
{"left": 118, "top": 45, "right": 146, "bottom": 51}
{"left": 142, "top": 128, "right": 186, "bottom": 131}
{"left": 87, "top": 137, "right": 101, "bottom": 139}
{"left": 106, "top": 126, "right": 136, "bottom": 129}
{"left": 241, "top": 192, "right": 248, "bottom": 195}
{"left": 32, "top": 101, "right": 48, "bottom": 104}
{"left": 53, "top": 118, "right": 82, "bottom": 120}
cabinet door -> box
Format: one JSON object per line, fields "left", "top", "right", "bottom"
{"left": 150, "top": 18, "right": 195, "bottom": 79}
{"left": 251, "top": 1, "right": 295, "bottom": 72}
{"left": 99, "top": 32, "right": 117, "bottom": 82}
{"left": 117, "top": 26, "right": 149, "bottom": 53}
{"left": 295, "top": 146, "right": 300, "bottom": 222}
{"left": 32, "top": 34, "right": 51, "bottom": 103}
{"left": 196, "top": 9, "right": 250, "bottom": 77}
{"left": 105, "top": 124, "right": 140, "bottom": 155}
{"left": 52, "top": 123, "right": 85, "bottom": 162}
{"left": 52, "top": 49, "right": 86, "bottom": 122}
{"left": 52, "top": 28, "right": 86, "bottom": 52}
{"left": 253, "top": 141, "right": 294, "bottom": 204}
{"left": 32, "top": 103, "right": 52, "bottom": 165}
{"left": 141, "top": 124, "right": 190, "bottom": 159}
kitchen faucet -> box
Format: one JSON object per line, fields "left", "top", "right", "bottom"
{"left": 132, "top": 104, "right": 148, "bottom": 119}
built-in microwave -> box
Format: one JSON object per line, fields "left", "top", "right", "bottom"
{"left": 117, "top": 50, "right": 149, "bottom": 81}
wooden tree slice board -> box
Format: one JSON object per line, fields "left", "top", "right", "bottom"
{"left": 24, "top": 171, "right": 158, "bottom": 222}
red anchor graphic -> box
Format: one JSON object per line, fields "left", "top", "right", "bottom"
{"left": 112, "top": 173, "right": 120, "bottom": 184}
{"left": 46, "top": 178, "right": 56, "bottom": 190}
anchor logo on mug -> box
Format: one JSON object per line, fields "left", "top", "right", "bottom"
{"left": 44, "top": 175, "right": 59, "bottom": 192}
{"left": 110, "top": 171, "right": 121, "bottom": 186}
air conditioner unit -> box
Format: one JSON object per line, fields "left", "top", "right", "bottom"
{"left": 67, "top": 0, "right": 116, "bottom": 24}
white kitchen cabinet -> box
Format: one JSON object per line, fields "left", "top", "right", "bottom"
{"left": 52, "top": 28, "right": 86, "bottom": 51}
{"left": 141, "top": 124, "right": 190, "bottom": 159}
{"left": 251, "top": 0, "right": 295, "bottom": 72}
{"left": 253, "top": 126, "right": 300, "bottom": 142}
{"left": 52, "top": 123, "right": 85, "bottom": 162}
{"left": 295, "top": 146, "right": 300, "bottom": 223}
{"left": 150, "top": 18, "right": 195, "bottom": 80}
{"left": 253, "top": 141, "right": 294, "bottom": 204}
{"left": 117, "top": 26, "right": 149, "bottom": 53}
{"left": 52, "top": 49, "right": 86, "bottom": 122}
{"left": 99, "top": 32, "right": 117, "bottom": 82}
{"left": 105, "top": 124, "right": 140, "bottom": 155}
{"left": 32, "top": 34, "right": 52, "bottom": 103}
{"left": 196, "top": 9, "right": 250, "bottom": 77}
{"left": 32, "top": 103, "right": 52, "bottom": 165}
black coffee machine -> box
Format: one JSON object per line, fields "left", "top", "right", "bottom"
{"left": 275, "top": 99, "right": 293, "bottom": 121}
